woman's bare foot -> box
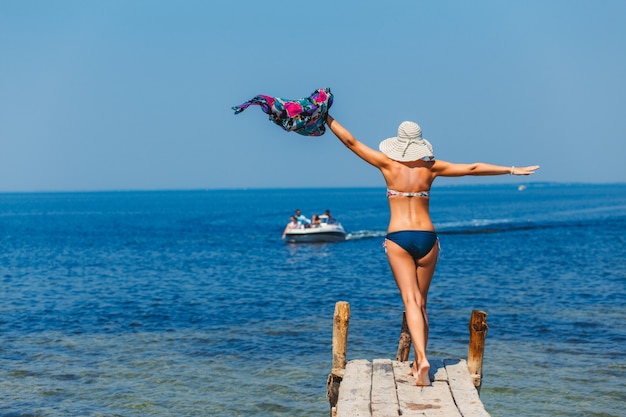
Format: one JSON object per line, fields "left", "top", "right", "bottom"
{"left": 406, "top": 360, "right": 430, "bottom": 386}
{"left": 413, "top": 359, "right": 430, "bottom": 386}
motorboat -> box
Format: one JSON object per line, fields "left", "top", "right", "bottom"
{"left": 284, "top": 214, "right": 346, "bottom": 243}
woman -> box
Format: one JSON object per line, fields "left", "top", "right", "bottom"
{"left": 281, "top": 215, "right": 299, "bottom": 239}
{"left": 326, "top": 115, "right": 539, "bottom": 386}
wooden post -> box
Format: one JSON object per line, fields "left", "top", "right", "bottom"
{"left": 327, "top": 301, "right": 350, "bottom": 413}
{"left": 467, "top": 310, "right": 488, "bottom": 390}
{"left": 396, "top": 311, "right": 411, "bottom": 362}
{"left": 332, "top": 301, "right": 350, "bottom": 376}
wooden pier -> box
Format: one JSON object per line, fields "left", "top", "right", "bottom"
{"left": 327, "top": 302, "right": 490, "bottom": 417}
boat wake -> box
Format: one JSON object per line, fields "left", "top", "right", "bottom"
{"left": 345, "top": 230, "right": 387, "bottom": 240}
{"left": 436, "top": 216, "right": 623, "bottom": 235}
{"left": 345, "top": 217, "right": 616, "bottom": 239}
{"left": 338, "top": 205, "right": 626, "bottom": 240}
{"left": 344, "top": 223, "right": 541, "bottom": 239}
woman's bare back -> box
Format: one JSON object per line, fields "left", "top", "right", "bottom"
{"left": 382, "top": 160, "right": 436, "bottom": 233}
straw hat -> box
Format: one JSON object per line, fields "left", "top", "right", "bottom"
{"left": 379, "top": 121, "right": 434, "bottom": 162}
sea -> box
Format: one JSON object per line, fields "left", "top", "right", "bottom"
{"left": 1, "top": 183, "right": 625, "bottom": 417}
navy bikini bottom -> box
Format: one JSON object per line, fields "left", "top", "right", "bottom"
{"left": 385, "top": 231, "right": 438, "bottom": 261}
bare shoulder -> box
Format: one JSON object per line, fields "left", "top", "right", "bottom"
{"left": 430, "top": 159, "right": 471, "bottom": 177}
{"left": 345, "top": 136, "right": 393, "bottom": 169}
{"left": 365, "top": 146, "right": 393, "bottom": 168}
{"left": 327, "top": 115, "right": 391, "bottom": 168}
{"left": 430, "top": 159, "right": 452, "bottom": 172}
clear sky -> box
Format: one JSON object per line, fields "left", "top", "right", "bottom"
{"left": 1, "top": 0, "right": 625, "bottom": 192}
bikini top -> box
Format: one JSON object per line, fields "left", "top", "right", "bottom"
{"left": 387, "top": 189, "right": 430, "bottom": 198}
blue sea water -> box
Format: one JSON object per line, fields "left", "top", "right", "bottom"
{"left": 1, "top": 183, "right": 625, "bottom": 417}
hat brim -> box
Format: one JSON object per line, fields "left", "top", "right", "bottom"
{"left": 379, "top": 137, "right": 434, "bottom": 162}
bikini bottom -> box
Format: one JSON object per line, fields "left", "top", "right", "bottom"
{"left": 385, "top": 230, "right": 438, "bottom": 261}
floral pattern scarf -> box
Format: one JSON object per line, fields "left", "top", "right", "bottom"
{"left": 232, "top": 88, "right": 333, "bottom": 136}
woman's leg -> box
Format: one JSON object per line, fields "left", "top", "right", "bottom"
{"left": 386, "top": 239, "right": 439, "bottom": 386}
{"left": 414, "top": 240, "right": 439, "bottom": 384}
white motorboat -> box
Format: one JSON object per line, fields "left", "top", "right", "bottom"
{"left": 284, "top": 214, "right": 346, "bottom": 243}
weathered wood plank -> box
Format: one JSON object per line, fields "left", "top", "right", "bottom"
{"left": 392, "top": 361, "right": 462, "bottom": 417}
{"left": 336, "top": 360, "right": 373, "bottom": 417}
{"left": 418, "top": 382, "right": 463, "bottom": 417}
{"left": 444, "top": 359, "right": 491, "bottom": 417}
{"left": 429, "top": 359, "right": 447, "bottom": 382}
{"left": 371, "top": 359, "right": 400, "bottom": 417}
{"left": 445, "top": 360, "right": 477, "bottom": 391}
{"left": 392, "top": 361, "right": 428, "bottom": 417}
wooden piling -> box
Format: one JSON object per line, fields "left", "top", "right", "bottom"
{"left": 395, "top": 311, "right": 411, "bottom": 362}
{"left": 327, "top": 301, "right": 350, "bottom": 415}
{"left": 467, "top": 310, "right": 488, "bottom": 389}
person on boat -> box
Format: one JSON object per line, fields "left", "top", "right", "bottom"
{"left": 281, "top": 215, "right": 300, "bottom": 239}
{"left": 311, "top": 214, "right": 322, "bottom": 227}
{"left": 325, "top": 114, "right": 539, "bottom": 386}
{"left": 294, "top": 209, "right": 311, "bottom": 228}
{"left": 324, "top": 209, "right": 337, "bottom": 224}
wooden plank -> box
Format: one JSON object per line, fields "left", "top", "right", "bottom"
{"left": 371, "top": 359, "right": 400, "bottom": 417}
{"left": 444, "top": 359, "right": 491, "bottom": 417}
{"left": 429, "top": 359, "right": 447, "bottom": 382}
{"left": 391, "top": 361, "right": 428, "bottom": 417}
{"left": 444, "top": 360, "right": 477, "bottom": 391}
{"left": 417, "top": 382, "right": 463, "bottom": 417}
{"left": 391, "top": 361, "right": 461, "bottom": 417}
{"left": 336, "top": 360, "right": 373, "bottom": 417}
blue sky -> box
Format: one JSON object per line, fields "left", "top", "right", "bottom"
{"left": 1, "top": 0, "right": 625, "bottom": 192}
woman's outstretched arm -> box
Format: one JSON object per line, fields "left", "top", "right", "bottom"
{"left": 326, "top": 115, "right": 389, "bottom": 168}
{"left": 432, "top": 160, "right": 540, "bottom": 177}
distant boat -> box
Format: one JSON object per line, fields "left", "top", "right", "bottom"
{"left": 284, "top": 215, "right": 346, "bottom": 243}
{"left": 518, "top": 185, "right": 527, "bottom": 191}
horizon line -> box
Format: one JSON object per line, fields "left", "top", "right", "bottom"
{"left": 1, "top": 181, "right": 624, "bottom": 195}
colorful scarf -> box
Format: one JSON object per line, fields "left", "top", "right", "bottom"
{"left": 232, "top": 88, "right": 333, "bottom": 136}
